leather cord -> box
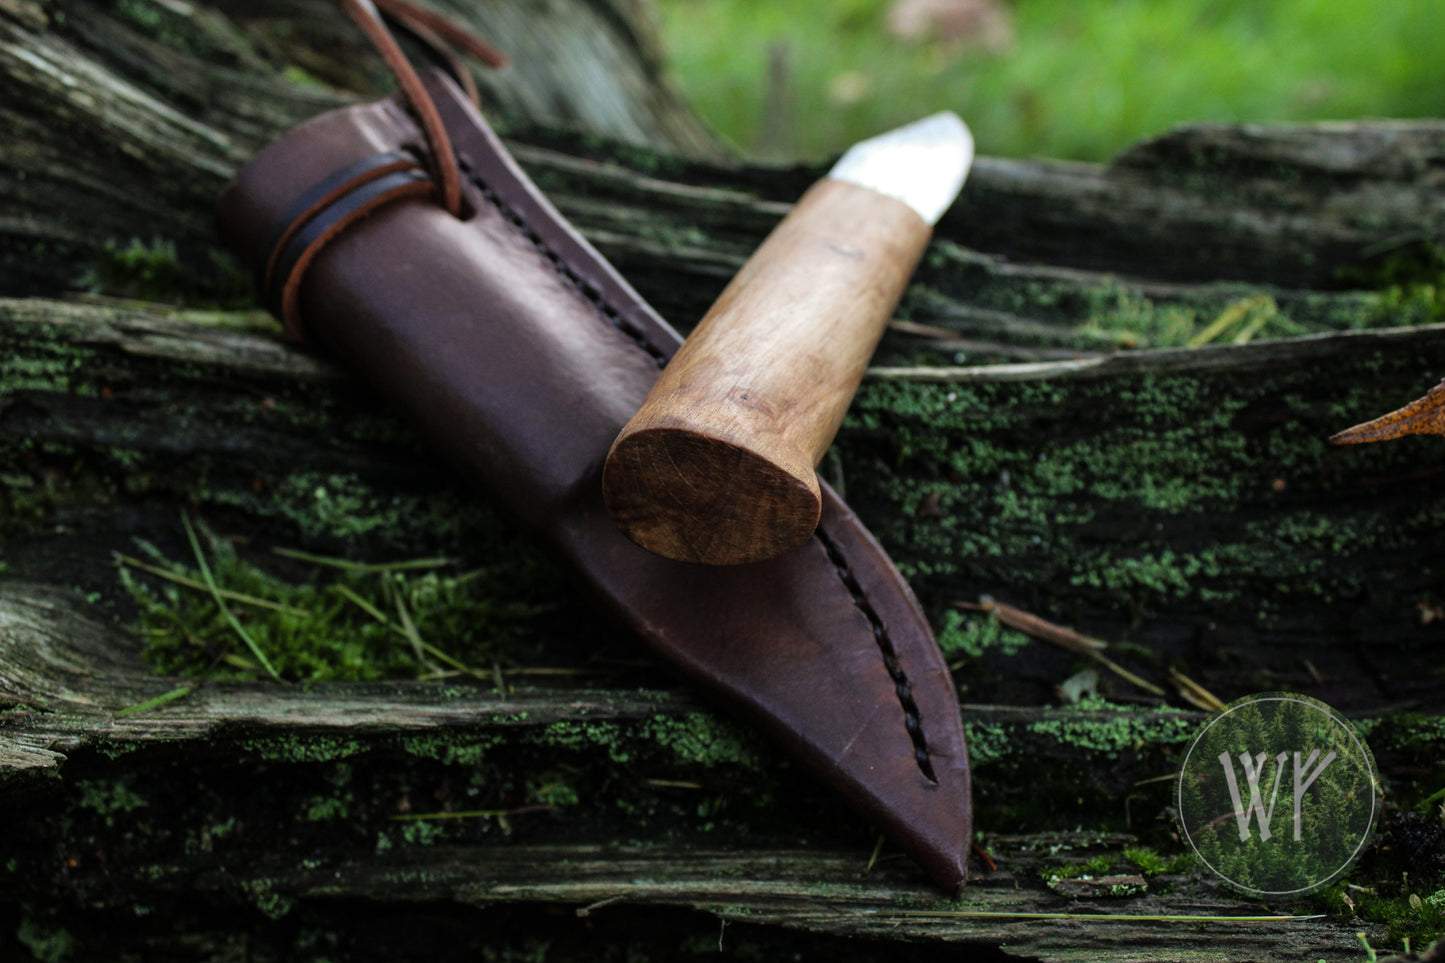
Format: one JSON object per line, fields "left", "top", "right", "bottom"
{"left": 257, "top": 2, "right": 505, "bottom": 338}
{"left": 372, "top": 0, "right": 510, "bottom": 108}
{"left": 374, "top": 0, "right": 509, "bottom": 71}
{"left": 337, "top": 0, "right": 506, "bottom": 218}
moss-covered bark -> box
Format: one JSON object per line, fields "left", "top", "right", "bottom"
{"left": 5, "top": 585, "right": 1426, "bottom": 961}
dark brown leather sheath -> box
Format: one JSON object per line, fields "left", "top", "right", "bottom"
{"left": 217, "top": 72, "right": 972, "bottom": 891}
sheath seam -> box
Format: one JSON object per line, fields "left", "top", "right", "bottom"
{"left": 460, "top": 161, "right": 670, "bottom": 369}
{"left": 461, "top": 154, "right": 935, "bottom": 784}
{"left": 813, "top": 527, "right": 937, "bottom": 784}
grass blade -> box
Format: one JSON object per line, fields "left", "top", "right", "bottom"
{"left": 116, "top": 553, "right": 311, "bottom": 617}
{"left": 272, "top": 546, "right": 457, "bottom": 573}
{"left": 116, "top": 685, "right": 196, "bottom": 717}
{"left": 182, "top": 512, "right": 282, "bottom": 682}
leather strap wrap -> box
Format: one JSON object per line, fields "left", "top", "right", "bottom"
{"left": 257, "top": 152, "right": 421, "bottom": 301}
{"left": 269, "top": 166, "right": 432, "bottom": 339}
{"left": 216, "top": 71, "right": 972, "bottom": 892}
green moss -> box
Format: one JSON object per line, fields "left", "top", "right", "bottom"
{"left": 397, "top": 819, "right": 450, "bottom": 846}
{"left": 16, "top": 913, "right": 76, "bottom": 963}
{"left": 1317, "top": 882, "right": 1445, "bottom": 951}
{"left": 1040, "top": 853, "right": 1113, "bottom": 882}
{"left": 1363, "top": 715, "right": 1445, "bottom": 817}
{"left": 961, "top": 721, "right": 1011, "bottom": 767}
{"left": 842, "top": 345, "right": 1445, "bottom": 628}
{"left": 246, "top": 885, "right": 297, "bottom": 921}
{"left": 401, "top": 734, "right": 502, "bottom": 767}
{"left": 1123, "top": 846, "right": 1196, "bottom": 876}
{"left": 642, "top": 713, "right": 762, "bottom": 771}
{"left": 1335, "top": 241, "right": 1445, "bottom": 326}
{"left": 0, "top": 350, "right": 85, "bottom": 393}
{"left": 120, "top": 521, "right": 555, "bottom": 683}
{"left": 75, "top": 775, "right": 149, "bottom": 827}
{"left": 207, "top": 471, "right": 493, "bottom": 547}
{"left": 239, "top": 735, "right": 366, "bottom": 764}
{"left": 891, "top": 248, "right": 1419, "bottom": 366}
{"left": 936, "top": 608, "right": 1032, "bottom": 659}
{"left": 1024, "top": 702, "right": 1198, "bottom": 756}
{"left": 79, "top": 238, "right": 251, "bottom": 307}
{"left": 302, "top": 795, "right": 350, "bottom": 822}
{"left": 1036, "top": 847, "right": 1193, "bottom": 898}
{"left": 536, "top": 720, "right": 628, "bottom": 759}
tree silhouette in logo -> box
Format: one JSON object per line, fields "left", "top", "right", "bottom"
{"left": 1178, "top": 694, "right": 1377, "bottom": 896}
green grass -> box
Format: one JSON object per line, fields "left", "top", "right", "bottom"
{"left": 655, "top": 0, "right": 1445, "bottom": 161}
{"left": 117, "top": 520, "right": 553, "bottom": 683}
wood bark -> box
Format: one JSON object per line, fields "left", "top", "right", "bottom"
{"left": 3, "top": 1, "right": 1445, "bottom": 961}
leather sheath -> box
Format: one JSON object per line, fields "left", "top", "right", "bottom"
{"left": 216, "top": 71, "right": 972, "bottom": 891}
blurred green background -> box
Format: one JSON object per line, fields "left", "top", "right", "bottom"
{"left": 653, "top": 0, "right": 1445, "bottom": 162}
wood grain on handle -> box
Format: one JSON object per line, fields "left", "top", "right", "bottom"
{"left": 603, "top": 178, "right": 934, "bottom": 565}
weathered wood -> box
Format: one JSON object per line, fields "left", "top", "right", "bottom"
{"left": 5, "top": 298, "right": 1443, "bottom": 706}
{"left": 0, "top": 0, "right": 722, "bottom": 293}
{"left": 0, "top": 587, "right": 1400, "bottom": 961}
{"left": 4, "top": 296, "right": 1444, "bottom": 960}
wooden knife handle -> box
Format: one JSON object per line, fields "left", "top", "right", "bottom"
{"left": 603, "top": 177, "right": 933, "bottom": 565}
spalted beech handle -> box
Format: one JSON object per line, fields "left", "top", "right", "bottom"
{"left": 603, "top": 178, "right": 933, "bottom": 565}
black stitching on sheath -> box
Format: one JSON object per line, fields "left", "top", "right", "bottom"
{"left": 814, "top": 527, "right": 937, "bottom": 784}
{"left": 461, "top": 162, "right": 669, "bottom": 369}
{"left": 462, "top": 156, "right": 933, "bottom": 782}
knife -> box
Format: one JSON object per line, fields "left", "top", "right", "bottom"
{"left": 219, "top": 2, "right": 974, "bottom": 891}
{"left": 604, "top": 113, "right": 974, "bottom": 565}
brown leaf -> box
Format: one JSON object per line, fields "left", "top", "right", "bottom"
{"left": 1330, "top": 379, "right": 1445, "bottom": 445}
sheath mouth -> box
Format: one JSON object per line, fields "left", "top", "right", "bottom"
{"left": 603, "top": 427, "right": 822, "bottom": 566}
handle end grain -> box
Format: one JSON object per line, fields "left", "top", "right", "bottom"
{"left": 603, "top": 426, "right": 822, "bottom": 565}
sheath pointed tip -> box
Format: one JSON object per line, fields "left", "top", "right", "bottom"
{"left": 891, "top": 772, "right": 973, "bottom": 892}
{"left": 914, "top": 839, "right": 969, "bottom": 893}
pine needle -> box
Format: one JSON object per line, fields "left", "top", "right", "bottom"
{"left": 1188, "top": 294, "right": 1273, "bottom": 348}
{"left": 389, "top": 805, "right": 552, "bottom": 821}
{"left": 386, "top": 575, "right": 440, "bottom": 675}
{"left": 957, "top": 599, "right": 1165, "bottom": 697}
{"left": 866, "top": 834, "right": 886, "bottom": 871}
{"left": 115, "top": 553, "right": 311, "bottom": 617}
{"left": 880, "top": 910, "right": 1326, "bottom": 922}
{"left": 1169, "top": 666, "right": 1226, "bottom": 711}
{"left": 272, "top": 546, "right": 457, "bottom": 573}
{"left": 331, "top": 582, "right": 398, "bottom": 630}
{"left": 116, "top": 685, "right": 196, "bottom": 717}
{"left": 1230, "top": 297, "right": 1278, "bottom": 344}
{"left": 421, "top": 642, "right": 483, "bottom": 677}
{"left": 181, "top": 512, "right": 282, "bottom": 682}
{"left": 333, "top": 582, "right": 486, "bottom": 680}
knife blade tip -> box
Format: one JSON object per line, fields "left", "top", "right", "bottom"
{"left": 828, "top": 111, "right": 975, "bottom": 226}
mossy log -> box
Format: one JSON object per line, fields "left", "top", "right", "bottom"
{"left": 4, "top": 582, "right": 1431, "bottom": 962}
{"left": 4, "top": 1, "right": 1445, "bottom": 961}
